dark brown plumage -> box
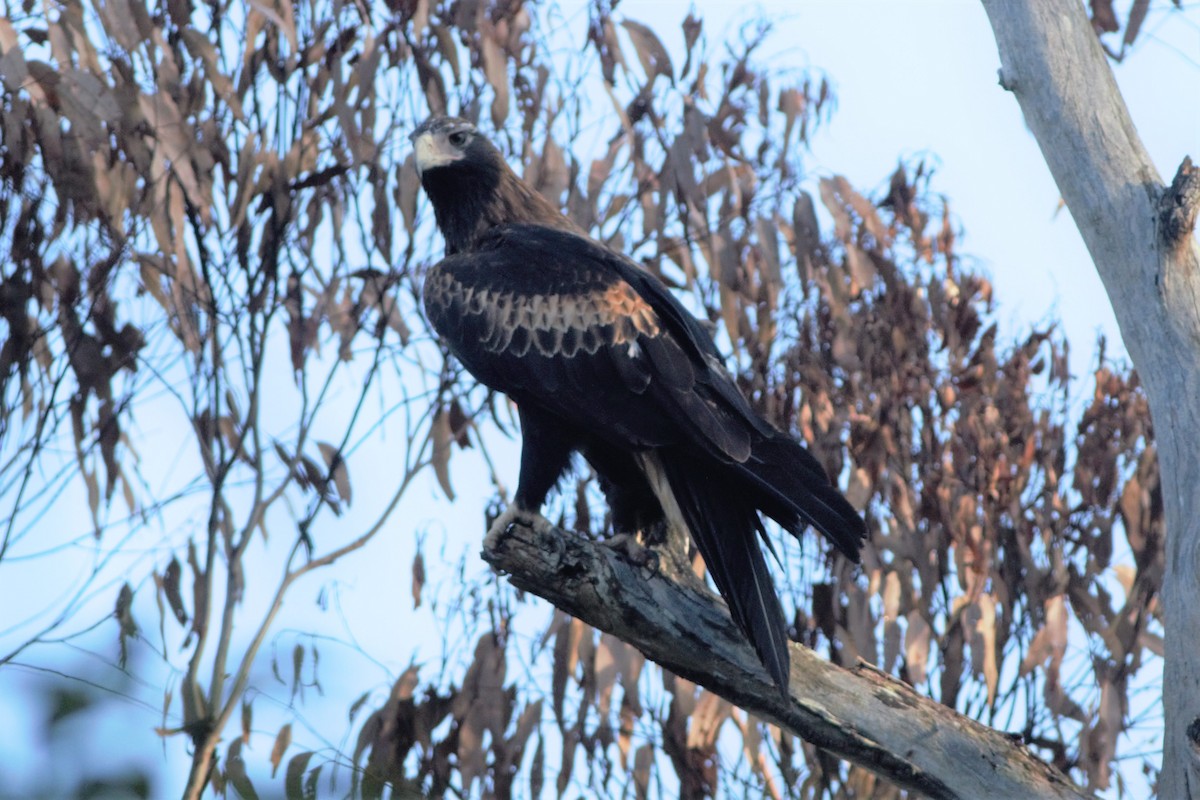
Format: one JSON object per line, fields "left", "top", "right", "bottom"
{"left": 413, "top": 116, "right": 866, "bottom": 694}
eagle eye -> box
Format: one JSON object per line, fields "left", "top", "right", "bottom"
{"left": 448, "top": 130, "right": 470, "bottom": 147}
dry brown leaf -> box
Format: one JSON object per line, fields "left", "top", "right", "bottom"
{"left": 372, "top": 172, "right": 392, "bottom": 258}
{"left": 1119, "top": 474, "right": 1144, "bottom": 550}
{"left": 249, "top": 0, "right": 297, "bottom": 54}
{"left": 413, "top": 45, "right": 447, "bottom": 115}
{"left": 431, "top": 406, "right": 455, "bottom": 500}
{"left": 181, "top": 27, "right": 243, "bottom": 120}
{"left": 397, "top": 154, "right": 420, "bottom": 234}
{"left": 633, "top": 743, "right": 653, "bottom": 800}
{"left": 352, "top": 709, "right": 382, "bottom": 776}
{"left": 1044, "top": 678, "right": 1087, "bottom": 723}
{"left": 974, "top": 594, "right": 998, "bottom": 706}
{"left": 847, "top": 587, "right": 876, "bottom": 664}
{"left": 1045, "top": 594, "right": 1068, "bottom": 678}
{"left": 1123, "top": 0, "right": 1151, "bottom": 48}
{"left": 756, "top": 215, "right": 783, "bottom": 291}
{"left": 225, "top": 739, "right": 259, "bottom": 800}
{"left": 790, "top": 191, "right": 822, "bottom": 284}
{"left": 285, "top": 751, "right": 314, "bottom": 799}
{"left": 680, "top": 13, "right": 702, "bottom": 77}
{"left": 529, "top": 732, "right": 545, "bottom": 799}
{"left": 1139, "top": 629, "right": 1164, "bottom": 657}
{"left": 818, "top": 176, "right": 853, "bottom": 241}
{"left": 1090, "top": 0, "right": 1119, "bottom": 33}
{"left": 137, "top": 91, "right": 205, "bottom": 208}
{"left": 595, "top": 633, "right": 620, "bottom": 718}
{"left": 940, "top": 618, "right": 965, "bottom": 708}
{"left": 587, "top": 153, "right": 615, "bottom": 220}
{"left": 739, "top": 711, "right": 763, "bottom": 778}
{"left": 1082, "top": 677, "right": 1121, "bottom": 790}
{"left": 844, "top": 466, "right": 872, "bottom": 512}
{"left": 882, "top": 620, "right": 902, "bottom": 674}
{"left": 539, "top": 139, "right": 569, "bottom": 204}
{"left": 456, "top": 633, "right": 507, "bottom": 794}
{"left": 553, "top": 617, "right": 585, "bottom": 726}
{"left": 557, "top": 727, "right": 578, "bottom": 798}
{"left": 621, "top": 19, "right": 673, "bottom": 85}
{"left": 576, "top": 625, "right": 597, "bottom": 711}
{"left": 162, "top": 557, "right": 188, "bottom": 625}
{"left": 316, "top": 441, "right": 351, "bottom": 505}
{"left": 240, "top": 697, "right": 252, "bottom": 745}
{"left": 666, "top": 671, "right": 698, "bottom": 717}
{"left": 481, "top": 32, "right": 509, "bottom": 128}
{"left": 904, "top": 610, "right": 931, "bottom": 685}
{"left": 1020, "top": 625, "right": 1049, "bottom": 678}
{"left": 411, "top": 550, "right": 425, "bottom": 609}
{"left": 0, "top": 20, "right": 28, "bottom": 91}
{"left": 395, "top": 664, "right": 420, "bottom": 703}
{"left": 618, "top": 702, "right": 636, "bottom": 770}
{"left": 94, "top": 0, "right": 147, "bottom": 50}
{"left": 405, "top": 0, "right": 429, "bottom": 31}
{"left": 599, "top": 17, "right": 628, "bottom": 83}
{"left": 686, "top": 690, "right": 731, "bottom": 749}
{"left": 270, "top": 722, "right": 292, "bottom": 777}
{"left": 291, "top": 643, "right": 305, "bottom": 701}
{"left": 511, "top": 699, "right": 542, "bottom": 751}
{"left": 881, "top": 571, "right": 901, "bottom": 622}
{"left": 845, "top": 244, "right": 876, "bottom": 296}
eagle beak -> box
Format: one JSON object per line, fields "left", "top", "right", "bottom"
{"left": 412, "top": 130, "right": 460, "bottom": 178}
{"left": 412, "top": 131, "right": 433, "bottom": 177}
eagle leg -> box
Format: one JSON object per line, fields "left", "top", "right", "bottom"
{"left": 513, "top": 406, "right": 574, "bottom": 512}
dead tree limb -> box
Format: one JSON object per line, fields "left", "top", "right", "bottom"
{"left": 485, "top": 522, "right": 1093, "bottom": 800}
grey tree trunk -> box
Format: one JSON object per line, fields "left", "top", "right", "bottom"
{"left": 980, "top": 0, "right": 1200, "bottom": 796}
{"left": 486, "top": 523, "right": 1093, "bottom": 799}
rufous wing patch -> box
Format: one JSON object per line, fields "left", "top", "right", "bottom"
{"left": 601, "top": 283, "right": 660, "bottom": 338}
{"left": 432, "top": 270, "right": 664, "bottom": 359}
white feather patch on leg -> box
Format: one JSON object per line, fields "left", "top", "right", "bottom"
{"left": 634, "top": 452, "right": 695, "bottom": 575}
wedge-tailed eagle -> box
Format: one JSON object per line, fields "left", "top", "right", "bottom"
{"left": 413, "top": 116, "right": 866, "bottom": 693}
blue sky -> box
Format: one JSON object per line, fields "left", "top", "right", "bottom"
{"left": 0, "top": 1, "right": 1196, "bottom": 796}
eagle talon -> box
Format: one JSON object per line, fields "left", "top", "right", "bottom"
{"left": 605, "top": 532, "right": 660, "bottom": 573}
{"left": 483, "top": 505, "right": 555, "bottom": 553}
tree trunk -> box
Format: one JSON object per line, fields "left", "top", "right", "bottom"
{"left": 980, "top": 1, "right": 1200, "bottom": 796}
{"left": 485, "top": 523, "right": 1092, "bottom": 799}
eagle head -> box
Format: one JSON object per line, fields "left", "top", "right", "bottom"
{"left": 410, "top": 116, "right": 486, "bottom": 177}
{"left": 410, "top": 116, "right": 577, "bottom": 253}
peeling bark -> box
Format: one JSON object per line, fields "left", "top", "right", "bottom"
{"left": 980, "top": 1, "right": 1200, "bottom": 795}
{"left": 1161, "top": 158, "right": 1200, "bottom": 253}
{"left": 485, "top": 523, "right": 1093, "bottom": 799}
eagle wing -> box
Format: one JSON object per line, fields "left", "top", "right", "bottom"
{"left": 423, "top": 223, "right": 765, "bottom": 462}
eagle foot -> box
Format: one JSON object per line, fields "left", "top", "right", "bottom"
{"left": 483, "top": 505, "right": 555, "bottom": 552}
{"left": 605, "top": 532, "right": 660, "bottom": 574}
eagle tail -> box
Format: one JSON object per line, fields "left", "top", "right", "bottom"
{"left": 743, "top": 433, "right": 866, "bottom": 562}
{"left": 651, "top": 451, "right": 792, "bottom": 695}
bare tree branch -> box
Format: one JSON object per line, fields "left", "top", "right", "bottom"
{"left": 980, "top": 1, "right": 1200, "bottom": 795}
{"left": 485, "top": 522, "right": 1094, "bottom": 800}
